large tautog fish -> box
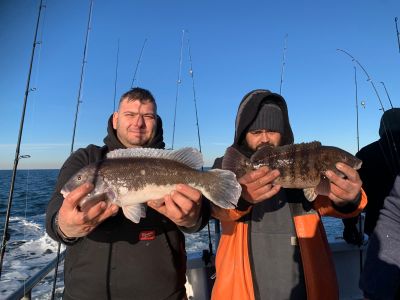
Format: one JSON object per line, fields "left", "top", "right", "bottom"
{"left": 222, "top": 141, "right": 362, "bottom": 196}
{"left": 61, "top": 147, "right": 241, "bottom": 223}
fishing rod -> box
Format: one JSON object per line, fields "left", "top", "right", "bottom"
{"left": 0, "top": 0, "right": 45, "bottom": 279}
{"left": 113, "top": 39, "right": 120, "bottom": 112}
{"left": 337, "top": 49, "right": 385, "bottom": 112}
{"left": 131, "top": 38, "right": 148, "bottom": 88}
{"left": 279, "top": 34, "right": 288, "bottom": 95}
{"left": 70, "top": 0, "right": 94, "bottom": 154}
{"left": 187, "top": 36, "right": 202, "bottom": 154}
{"left": 353, "top": 66, "right": 364, "bottom": 274}
{"left": 186, "top": 33, "right": 216, "bottom": 261}
{"left": 336, "top": 49, "right": 399, "bottom": 161}
{"left": 339, "top": 48, "right": 399, "bottom": 164}
{"left": 380, "top": 81, "right": 394, "bottom": 109}
{"left": 354, "top": 67, "right": 360, "bottom": 153}
{"left": 51, "top": 2, "right": 94, "bottom": 298}
{"left": 395, "top": 17, "right": 400, "bottom": 53}
{"left": 171, "top": 30, "right": 185, "bottom": 150}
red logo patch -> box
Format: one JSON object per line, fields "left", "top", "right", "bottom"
{"left": 139, "top": 230, "right": 156, "bottom": 241}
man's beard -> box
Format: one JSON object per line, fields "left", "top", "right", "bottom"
{"left": 256, "top": 142, "right": 275, "bottom": 151}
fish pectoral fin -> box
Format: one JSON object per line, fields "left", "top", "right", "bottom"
{"left": 315, "top": 175, "right": 331, "bottom": 196}
{"left": 122, "top": 204, "right": 146, "bottom": 223}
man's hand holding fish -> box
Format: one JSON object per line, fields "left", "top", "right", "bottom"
{"left": 238, "top": 166, "right": 281, "bottom": 204}
{"left": 324, "top": 162, "right": 363, "bottom": 206}
{"left": 56, "top": 183, "right": 119, "bottom": 239}
{"left": 148, "top": 184, "right": 203, "bottom": 228}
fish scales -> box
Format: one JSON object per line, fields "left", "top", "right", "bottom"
{"left": 99, "top": 157, "right": 214, "bottom": 192}
{"left": 62, "top": 147, "right": 242, "bottom": 223}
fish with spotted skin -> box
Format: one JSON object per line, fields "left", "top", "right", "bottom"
{"left": 222, "top": 141, "right": 362, "bottom": 197}
{"left": 61, "top": 147, "right": 241, "bottom": 223}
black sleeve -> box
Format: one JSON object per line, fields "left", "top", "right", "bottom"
{"left": 45, "top": 147, "right": 93, "bottom": 243}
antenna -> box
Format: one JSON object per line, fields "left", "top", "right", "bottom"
{"left": 0, "top": 0, "right": 45, "bottom": 279}
{"left": 279, "top": 34, "right": 288, "bottom": 94}
{"left": 131, "top": 38, "right": 148, "bottom": 88}
{"left": 171, "top": 30, "right": 185, "bottom": 150}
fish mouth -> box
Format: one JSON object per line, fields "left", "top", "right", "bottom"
{"left": 60, "top": 188, "right": 70, "bottom": 198}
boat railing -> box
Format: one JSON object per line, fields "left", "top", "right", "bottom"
{"left": 5, "top": 251, "right": 65, "bottom": 300}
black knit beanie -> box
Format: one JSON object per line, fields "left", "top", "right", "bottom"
{"left": 248, "top": 103, "right": 284, "bottom": 134}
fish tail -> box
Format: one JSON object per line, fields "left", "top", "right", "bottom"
{"left": 222, "top": 147, "right": 251, "bottom": 178}
{"left": 203, "top": 169, "right": 242, "bottom": 209}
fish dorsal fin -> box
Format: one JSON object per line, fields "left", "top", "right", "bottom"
{"left": 301, "top": 141, "right": 321, "bottom": 150}
{"left": 250, "top": 144, "right": 275, "bottom": 162}
{"left": 107, "top": 147, "right": 203, "bottom": 169}
{"left": 251, "top": 141, "right": 322, "bottom": 163}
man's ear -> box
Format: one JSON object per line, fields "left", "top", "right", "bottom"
{"left": 112, "top": 112, "right": 118, "bottom": 129}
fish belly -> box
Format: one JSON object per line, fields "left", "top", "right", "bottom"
{"left": 117, "top": 184, "right": 178, "bottom": 206}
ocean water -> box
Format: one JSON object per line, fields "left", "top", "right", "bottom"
{"left": 0, "top": 169, "right": 344, "bottom": 299}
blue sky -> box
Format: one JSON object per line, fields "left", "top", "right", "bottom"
{"left": 0, "top": 0, "right": 399, "bottom": 169}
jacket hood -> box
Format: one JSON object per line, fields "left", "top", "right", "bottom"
{"left": 234, "top": 89, "right": 294, "bottom": 147}
{"left": 103, "top": 114, "right": 165, "bottom": 151}
{"left": 379, "top": 108, "right": 400, "bottom": 138}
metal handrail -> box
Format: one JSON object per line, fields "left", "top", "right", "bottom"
{"left": 6, "top": 251, "right": 65, "bottom": 300}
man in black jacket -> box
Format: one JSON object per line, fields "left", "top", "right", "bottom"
{"left": 46, "top": 87, "right": 208, "bottom": 300}
{"left": 342, "top": 108, "right": 400, "bottom": 245}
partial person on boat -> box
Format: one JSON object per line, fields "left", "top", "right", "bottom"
{"left": 360, "top": 172, "right": 400, "bottom": 300}
{"left": 46, "top": 87, "right": 210, "bottom": 300}
{"left": 342, "top": 108, "right": 400, "bottom": 245}
{"left": 210, "top": 89, "right": 367, "bottom": 300}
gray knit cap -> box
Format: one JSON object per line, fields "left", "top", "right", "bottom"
{"left": 248, "top": 103, "right": 284, "bottom": 134}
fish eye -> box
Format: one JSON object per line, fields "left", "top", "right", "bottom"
{"left": 77, "top": 175, "right": 82, "bottom": 181}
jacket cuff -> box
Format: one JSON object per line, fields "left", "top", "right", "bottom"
{"left": 54, "top": 212, "right": 80, "bottom": 245}
{"left": 331, "top": 192, "right": 362, "bottom": 214}
{"left": 236, "top": 197, "right": 253, "bottom": 211}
